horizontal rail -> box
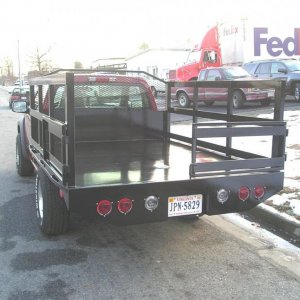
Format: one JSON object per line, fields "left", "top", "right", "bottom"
{"left": 193, "top": 122, "right": 286, "bottom": 139}
{"left": 190, "top": 157, "right": 285, "bottom": 177}
{"left": 43, "top": 115, "right": 66, "bottom": 138}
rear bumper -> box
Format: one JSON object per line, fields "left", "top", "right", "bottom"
{"left": 66, "top": 172, "right": 284, "bottom": 225}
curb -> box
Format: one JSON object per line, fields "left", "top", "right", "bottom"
{"left": 247, "top": 203, "right": 300, "bottom": 241}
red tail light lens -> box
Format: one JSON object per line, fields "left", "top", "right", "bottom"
{"left": 238, "top": 186, "right": 250, "bottom": 201}
{"left": 96, "top": 200, "right": 112, "bottom": 217}
{"left": 254, "top": 185, "right": 265, "bottom": 199}
{"left": 118, "top": 197, "right": 133, "bottom": 215}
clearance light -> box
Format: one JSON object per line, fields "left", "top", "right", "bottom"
{"left": 118, "top": 198, "right": 133, "bottom": 215}
{"left": 217, "top": 189, "right": 229, "bottom": 204}
{"left": 145, "top": 195, "right": 159, "bottom": 211}
{"left": 59, "top": 189, "right": 64, "bottom": 199}
{"left": 96, "top": 200, "right": 112, "bottom": 217}
{"left": 254, "top": 185, "right": 265, "bottom": 199}
{"left": 238, "top": 186, "right": 250, "bottom": 202}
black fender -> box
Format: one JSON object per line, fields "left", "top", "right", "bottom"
{"left": 17, "top": 116, "right": 30, "bottom": 160}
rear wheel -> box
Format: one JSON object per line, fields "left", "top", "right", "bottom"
{"left": 16, "top": 134, "right": 34, "bottom": 176}
{"left": 177, "top": 92, "right": 190, "bottom": 108}
{"left": 295, "top": 83, "right": 300, "bottom": 101}
{"left": 260, "top": 98, "right": 272, "bottom": 107}
{"left": 232, "top": 90, "right": 245, "bottom": 109}
{"left": 204, "top": 100, "right": 214, "bottom": 106}
{"left": 35, "top": 168, "right": 69, "bottom": 235}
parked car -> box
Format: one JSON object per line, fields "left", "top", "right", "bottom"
{"left": 9, "top": 86, "right": 30, "bottom": 109}
{"left": 243, "top": 59, "right": 300, "bottom": 101}
{"left": 172, "top": 66, "right": 270, "bottom": 108}
{"left": 145, "top": 78, "right": 166, "bottom": 97}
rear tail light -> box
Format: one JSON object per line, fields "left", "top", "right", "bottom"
{"left": 238, "top": 186, "right": 250, "bottom": 201}
{"left": 217, "top": 189, "right": 229, "bottom": 204}
{"left": 254, "top": 185, "right": 265, "bottom": 199}
{"left": 118, "top": 198, "right": 133, "bottom": 215}
{"left": 96, "top": 200, "right": 112, "bottom": 217}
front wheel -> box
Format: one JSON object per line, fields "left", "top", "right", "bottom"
{"left": 177, "top": 92, "right": 190, "bottom": 108}
{"left": 35, "top": 168, "right": 69, "bottom": 235}
{"left": 232, "top": 90, "right": 245, "bottom": 109}
{"left": 295, "top": 83, "right": 300, "bottom": 101}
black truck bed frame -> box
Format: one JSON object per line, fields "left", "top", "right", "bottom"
{"left": 27, "top": 70, "right": 287, "bottom": 219}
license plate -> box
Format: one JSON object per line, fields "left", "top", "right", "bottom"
{"left": 21, "top": 97, "right": 27, "bottom": 100}
{"left": 168, "top": 194, "right": 202, "bottom": 217}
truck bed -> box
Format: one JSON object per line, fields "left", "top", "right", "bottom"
{"left": 74, "top": 137, "right": 220, "bottom": 187}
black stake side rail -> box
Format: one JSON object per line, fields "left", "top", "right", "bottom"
{"left": 189, "top": 121, "right": 287, "bottom": 178}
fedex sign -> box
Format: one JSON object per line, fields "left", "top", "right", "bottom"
{"left": 254, "top": 27, "right": 300, "bottom": 57}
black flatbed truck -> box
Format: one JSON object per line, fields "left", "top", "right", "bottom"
{"left": 13, "top": 69, "right": 287, "bottom": 235}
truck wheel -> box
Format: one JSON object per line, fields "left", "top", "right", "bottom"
{"left": 177, "top": 92, "right": 190, "bottom": 108}
{"left": 260, "top": 98, "right": 271, "bottom": 107}
{"left": 151, "top": 86, "right": 157, "bottom": 97}
{"left": 16, "top": 134, "right": 34, "bottom": 176}
{"left": 295, "top": 84, "right": 300, "bottom": 101}
{"left": 35, "top": 168, "right": 69, "bottom": 235}
{"left": 232, "top": 90, "right": 245, "bottom": 109}
{"left": 204, "top": 100, "right": 214, "bottom": 106}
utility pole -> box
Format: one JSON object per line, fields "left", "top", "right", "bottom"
{"left": 18, "top": 40, "right": 21, "bottom": 87}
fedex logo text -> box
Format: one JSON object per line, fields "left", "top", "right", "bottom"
{"left": 254, "top": 27, "right": 300, "bottom": 57}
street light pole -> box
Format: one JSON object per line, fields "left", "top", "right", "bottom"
{"left": 17, "top": 40, "right": 21, "bottom": 87}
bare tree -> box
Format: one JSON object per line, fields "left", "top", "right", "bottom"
{"left": 2, "top": 57, "right": 14, "bottom": 77}
{"left": 29, "top": 46, "right": 53, "bottom": 73}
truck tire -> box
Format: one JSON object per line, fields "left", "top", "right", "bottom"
{"left": 260, "top": 98, "right": 271, "bottom": 107}
{"left": 295, "top": 83, "right": 300, "bottom": 101}
{"left": 177, "top": 92, "right": 190, "bottom": 108}
{"left": 35, "top": 168, "right": 69, "bottom": 235}
{"left": 16, "top": 134, "right": 34, "bottom": 176}
{"left": 232, "top": 90, "right": 245, "bottom": 109}
{"left": 204, "top": 100, "right": 215, "bottom": 106}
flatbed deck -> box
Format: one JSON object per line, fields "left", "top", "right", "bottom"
{"left": 75, "top": 138, "right": 220, "bottom": 187}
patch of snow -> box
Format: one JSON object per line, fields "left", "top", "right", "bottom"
{"left": 223, "top": 213, "right": 300, "bottom": 253}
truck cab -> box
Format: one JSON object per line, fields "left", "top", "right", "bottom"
{"left": 169, "top": 27, "right": 222, "bottom": 81}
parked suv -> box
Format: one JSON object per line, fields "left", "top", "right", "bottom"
{"left": 243, "top": 59, "right": 300, "bottom": 101}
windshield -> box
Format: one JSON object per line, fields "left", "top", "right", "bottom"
{"left": 284, "top": 60, "right": 300, "bottom": 71}
{"left": 223, "top": 67, "right": 251, "bottom": 79}
{"left": 186, "top": 50, "right": 201, "bottom": 64}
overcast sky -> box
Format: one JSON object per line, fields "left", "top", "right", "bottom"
{"left": 0, "top": 0, "right": 298, "bottom": 73}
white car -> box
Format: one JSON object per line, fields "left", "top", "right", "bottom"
{"left": 145, "top": 79, "right": 166, "bottom": 97}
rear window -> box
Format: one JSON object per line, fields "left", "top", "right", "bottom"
{"left": 243, "top": 63, "right": 257, "bottom": 74}
{"left": 55, "top": 83, "right": 150, "bottom": 109}
{"left": 255, "top": 63, "right": 271, "bottom": 74}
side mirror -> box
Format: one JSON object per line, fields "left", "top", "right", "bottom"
{"left": 12, "top": 101, "right": 29, "bottom": 113}
{"left": 278, "top": 68, "right": 287, "bottom": 74}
